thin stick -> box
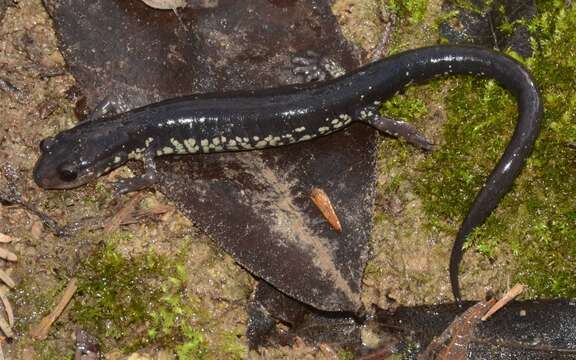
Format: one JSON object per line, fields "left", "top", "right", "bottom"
{"left": 104, "top": 194, "right": 143, "bottom": 232}
{"left": 30, "top": 279, "right": 78, "bottom": 340}
{"left": 481, "top": 283, "right": 526, "bottom": 321}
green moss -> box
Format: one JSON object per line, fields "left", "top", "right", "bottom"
{"left": 148, "top": 263, "right": 209, "bottom": 359}
{"left": 35, "top": 342, "right": 75, "bottom": 360}
{"left": 338, "top": 350, "right": 355, "bottom": 360}
{"left": 71, "top": 235, "right": 247, "bottom": 358}
{"left": 387, "top": 0, "right": 429, "bottom": 24}
{"left": 73, "top": 234, "right": 169, "bottom": 351}
{"left": 417, "top": 78, "right": 515, "bottom": 223}
{"left": 380, "top": 2, "right": 576, "bottom": 297}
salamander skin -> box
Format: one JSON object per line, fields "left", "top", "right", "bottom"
{"left": 33, "top": 45, "right": 543, "bottom": 302}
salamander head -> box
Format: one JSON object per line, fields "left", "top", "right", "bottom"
{"left": 33, "top": 124, "right": 130, "bottom": 189}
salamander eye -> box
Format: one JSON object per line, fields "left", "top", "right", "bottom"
{"left": 57, "top": 164, "right": 78, "bottom": 182}
{"left": 39, "top": 137, "right": 56, "bottom": 152}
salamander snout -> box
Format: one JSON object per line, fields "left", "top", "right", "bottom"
{"left": 33, "top": 135, "right": 93, "bottom": 189}
{"left": 39, "top": 136, "right": 56, "bottom": 152}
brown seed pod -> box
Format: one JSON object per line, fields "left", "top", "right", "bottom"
{"left": 310, "top": 188, "right": 342, "bottom": 232}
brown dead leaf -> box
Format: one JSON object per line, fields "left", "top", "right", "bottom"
{"left": 0, "top": 234, "right": 12, "bottom": 244}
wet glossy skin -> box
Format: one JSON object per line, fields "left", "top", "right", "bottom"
{"left": 33, "top": 45, "right": 543, "bottom": 301}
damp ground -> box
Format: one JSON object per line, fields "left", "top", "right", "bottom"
{"left": 0, "top": 0, "right": 574, "bottom": 358}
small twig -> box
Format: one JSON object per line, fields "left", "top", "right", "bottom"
{"left": 481, "top": 283, "right": 526, "bottom": 321}
{"left": 371, "top": 13, "right": 396, "bottom": 62}
{"left": 419, "top": 299, "right": 496, "bottom": 360}
{"left": 0, "top": 189, "right": 65, "bottom": 237}
{"left": 0, "top": 78, "right": 21, "bottom": 96}
{"left": 1, "top": 164, "right": 66, "bottom": 236}
{"left": 30, "top": 279, "right": 78, "bottom": 340}
{"left": 310, "top": 188, "right": 342, "bottom": 232}
{"left": 104, "top": 193, "right": 144, "bottom": 232}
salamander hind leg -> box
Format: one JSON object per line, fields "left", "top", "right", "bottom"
{"left": 85, "top": 93, "right": 133, "bottom": 122}
{"left": 112, "top": 151, "right": 158, "bottom": 195}
{"left": 291, "top": 50, "right": 346, "bottom": 82}
{"left": 358, "top": 106, "right": 436, "bottom": 151}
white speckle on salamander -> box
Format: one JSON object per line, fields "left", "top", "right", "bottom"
{"left": 339, "top": 114, "right": 352, "bottom": 124}
{"left": 113, "top": 156, "right": 122, "bottom": 164}
{"left": 269, "top": 136, "right": 281, "bottom": 146}
{"left": 200, "top": 139, "right": 209, "bottom": 147}
{"left": 294, "top": 127, "right": 306, "bottom": 132}
{"left": 212, "top": 137, "right": 221, "bottom": 146}
{"left": 255, "top": 140, "right": 268, "bottom": 148}
{"left": 183, "top": 138, "right": 199, "bottom": 153}
{"left": 318, "top": 126, "right": 330, "bottom": 134}
{"left": 298, "top": 134, "right": 312, "bottom": 141}
{"left": 177, "top": 117, "right": 191, "bottom": 124}
{"left": 170, "top": 138, "right": 186, "bottom": 153}
{"left": 145, "top": 137, "right": 154, "bottom": 147}
{"left": 162, "top": 146, "right": 174, "bottom": 154}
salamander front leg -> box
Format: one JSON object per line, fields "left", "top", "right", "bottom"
{"left": 113, "top": 152, "right": 158, "bottom": 195}
{"left": 358, "top": 106, "right": 436, "bottom": 151}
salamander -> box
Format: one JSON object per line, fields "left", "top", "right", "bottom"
{"left": 33, "top": 45, "right": 543, "bottom": 302}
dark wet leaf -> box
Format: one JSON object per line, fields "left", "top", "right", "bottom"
{"left": 44, "top": 0, "right": 376, "bottom": 313}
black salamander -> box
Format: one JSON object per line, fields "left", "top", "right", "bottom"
{"left": 33, "top": 45, "right": 543, "bottom": 302}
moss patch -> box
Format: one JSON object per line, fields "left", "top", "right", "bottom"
{"left": 371, "top": 0, "right": 575, "bottom": 302}
{"left": 72, "top": 235, "right": 248, "bottom": 358}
